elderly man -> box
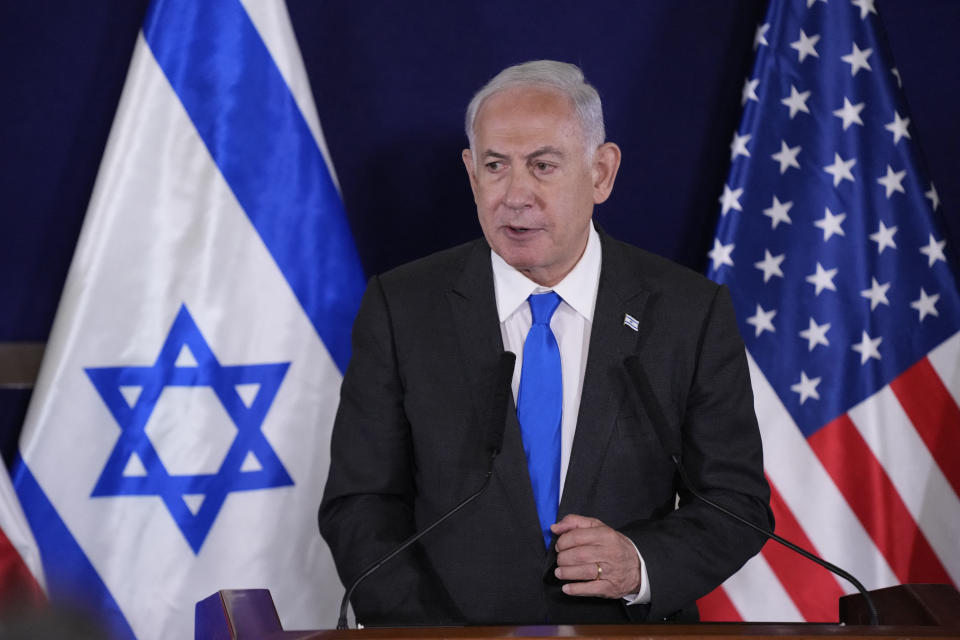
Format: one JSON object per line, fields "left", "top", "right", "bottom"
{"left": 319, "top": 60, "right": 771, "bottom": 626}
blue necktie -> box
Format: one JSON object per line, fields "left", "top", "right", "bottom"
{"left": 517, "top": 291, "right": 562, "bottom": 548}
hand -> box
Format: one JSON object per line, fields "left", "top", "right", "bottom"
{"left": 551, "top": 514, "right": 641, "bottom": 599}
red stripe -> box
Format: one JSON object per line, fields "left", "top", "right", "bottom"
{"left": 0, "top": 527, "right": 45, "bottom": 606}
{"left": 808, "top": 414, "right": 951, "bottom": 584}
{"left": 762, "top": 477, "right": 844, "bottom": 622}
{"left": 697, "top": 585, "right": 742, "bottom": 622}
{"left": 889, "top": 357, "right": 960, "bottom": 497}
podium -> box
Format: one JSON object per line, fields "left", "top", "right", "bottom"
{"left": 196, "top": 585, "right": 960, "bottom": 639}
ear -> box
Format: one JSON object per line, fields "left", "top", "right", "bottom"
{"left": 462, "top": 149, "right": 479, "bottom": 202}
{"left": 591, "top": 142, "right": 622, "bottom": 204}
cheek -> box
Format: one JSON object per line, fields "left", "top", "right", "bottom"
{"left": 474, "top": 184, "right": 503, "bottom": 213}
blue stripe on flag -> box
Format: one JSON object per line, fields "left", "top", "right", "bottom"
{"left": 12, "top": 455, "right": 135, "bottom": 640}
{"left": 142, "top": 0, "right": 365, "bottom": 374}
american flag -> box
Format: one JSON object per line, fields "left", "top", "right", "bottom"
{"left": 701, "top": 0, "right": 960, "bottom": 622}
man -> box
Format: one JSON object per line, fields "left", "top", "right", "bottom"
{"left": 319, "top": 60, "right": 771, "bottom": 626}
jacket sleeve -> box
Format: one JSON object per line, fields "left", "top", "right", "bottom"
{"left": 621, "top": 284, "right": 773, "bottom": 621}
{"left": 318, "top": 275, "right": 464, "bottom": 626}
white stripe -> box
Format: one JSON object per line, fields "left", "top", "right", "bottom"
{"left": 928, "top": 330, "right": 960, "bottom": 409}
{"left": 722, "top": 552, "right": 803, "bottom": 622}
{"left": 848, "top": 385, "right": 960, "bottom": 584}
{"left": 746, "top": 351, "right": 898, "bottom": 590}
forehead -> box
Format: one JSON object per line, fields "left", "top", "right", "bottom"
{"left": 473, "top": 86, "right": 584, "bottom": 152}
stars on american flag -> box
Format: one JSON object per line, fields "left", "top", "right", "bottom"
{"left": 869, "top": 221, "right": 897, "bottom": 253}
{"left": 747, "top": 304, "right": 777, "bottom": 337}
{"left": 920, "top": 234, "right": 946, "bottom": 266}
{"left": 824, "top": 153, "right": 856, "bottom": 186}
{"left": 790, "top": 30, "right": 821, "bottom": 62}
{"left": 860, "top": 277, "right": 891, "bottom": 310}
{"left": 742, "top": 77, "right": 760, "bottom": 105}
{"left": 851, "top": 0, "right": 878, "bottom": 20}
{"left": 851, "top": 330, "right": 882, "bottom": 364}
{"left": 884, "top": 112, "right": 911, "bottom": 144}
{"left": 833, "top": 98, "right": 864, "bottom": 130}
{"left": 806, "top": 263, "right": 838, "bottom": 295}
{"left": 755, "top": 250, "right": 785, "bottom": 282}
{"left": 707, "top": 0, "right": 959, "bottom": 421}
{"left": 791, "top": 371, "right": 821, "bottom": 405}
{"left": 814, "top": 207, "right": 846, "bottom": 241}
{"left": 799, "top": 317, "right": 831, "bottom": 351}
{"left": 841, "top": 43, "right": 873, "bottom": 76}
{"left": 782, "top": 85, "right": 812, "bottom": 118}
{"left": 891, "top": 67, "right": 902, "bottom": 88}
{"left": 910, "top": 287, "right": 940, "bottom": 322}
{"left": 719, "top": 184, "right": 744, "bottom": 215}
{"left": 877, "top": 165, "right": 906, "bottom": 198}
{"left": 709, "top": 239, "right": 735, "bottom": 270}
{"left": 911, "top": 288, "right": 940, "bottom": 321}
{"left": 925, "top": 183, "right": 940, "bottom": 210}
{"left": 771, "top": 141, "right": 802, "bottom": 174}
{"left": 763, "top": 195, "right": 794, "bottom": 228}
{"left": 730, "top": 131, "right": 751, "bottom": 160}
{"left": 754, "top": 23, "right": 770, "bottom": 50}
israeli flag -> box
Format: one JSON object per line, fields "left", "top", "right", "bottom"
{"left": 13, "top": 1, "right": 364, "bottom": 637}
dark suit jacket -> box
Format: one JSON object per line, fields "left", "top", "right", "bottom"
{"left": 319, "top": 229, "right": 772, "bottom": 626}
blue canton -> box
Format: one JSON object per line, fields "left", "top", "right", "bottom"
{"left": 707, "top": 0, "right": 960, "bottom": 437}
{"left": 85, "top": 304, "right": 293, "bottom": 553}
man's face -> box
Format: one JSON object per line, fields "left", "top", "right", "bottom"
{"left": 462, "top": 86, "right": 620, "bottom": 287}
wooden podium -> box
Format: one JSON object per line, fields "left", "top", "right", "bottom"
{"left": 195, "top": 586, "right": 960, "bottom": 640}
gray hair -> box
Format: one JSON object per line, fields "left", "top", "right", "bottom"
{"left": 464, "top": 60, "right": 606, "bottom": 155}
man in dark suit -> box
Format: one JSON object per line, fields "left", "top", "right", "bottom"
{"left": 319, "top": 60, "right": 772, "bottom": 626}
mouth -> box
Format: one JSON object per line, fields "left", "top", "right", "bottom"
{"left": 504, "top": 225, "right": 541, "bottom": 238}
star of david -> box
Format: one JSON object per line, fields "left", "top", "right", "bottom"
{"left": 85, "top": 304, "right": 292, "bottom": 553}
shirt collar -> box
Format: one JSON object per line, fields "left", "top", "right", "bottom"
{"left": 491, "top": 222, "right": 602, "bottom": 323}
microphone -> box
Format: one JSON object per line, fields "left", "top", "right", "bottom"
{"left": 336, "top": 351, "right": 517, "bottom": 629}
{"left": 621, "top": 355, "right": 880, "bottom": 626}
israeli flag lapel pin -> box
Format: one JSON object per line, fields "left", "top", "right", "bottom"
{"left": 623, "top": 313, "right": 639, "bottom": 332}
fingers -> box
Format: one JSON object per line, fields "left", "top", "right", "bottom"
{"left": 554, "top": 520, "right": 618, "bottom": 553}
{"left": 554, "top": 560, "right": 604, "bottom": 582}
{"left": 551, "top": 514, "right": 641, "bottom": 599}
{"left": 550, "top": 513, "right": 602, "bottom": 536}
{"left": 562, "top": 571, "right": 619, "bottom": 598}
{"left": 555, "top": 559, "right": 630, "bottom": 599}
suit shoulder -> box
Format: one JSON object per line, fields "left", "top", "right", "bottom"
{"left": 377, "top": 239, "right": 482, "bottom": 292}
{"left": 605, "top": 235, "right": 721, "bottom": 302}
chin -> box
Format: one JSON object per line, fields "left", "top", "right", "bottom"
{"left": 495, "top": 246, "right": 539, "bottom": 271}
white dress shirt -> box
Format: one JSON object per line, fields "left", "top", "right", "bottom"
{"left": 490, "top": 222, "right": 651, "bottom": 604}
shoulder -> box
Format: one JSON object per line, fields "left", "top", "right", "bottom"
{"left": 377, "top": 239, "right": 486, "bottom": 292}
{"left": 600, "top": 232, "right": 722, "bottom": 308}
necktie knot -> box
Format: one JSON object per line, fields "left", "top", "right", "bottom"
{"left": 529, "top": 291, "right": 561, "bottom": 326}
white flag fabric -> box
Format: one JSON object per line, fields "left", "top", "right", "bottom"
{"left": 13, "top": 1, "right": 364, "bottom": 637}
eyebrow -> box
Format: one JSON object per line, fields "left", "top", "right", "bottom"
{"left": 481, "top": 146, "right": 566, "bottom": 162}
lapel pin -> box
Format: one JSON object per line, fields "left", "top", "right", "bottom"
{"left": 623, "top": 314, "right": 639, "bottom": 332}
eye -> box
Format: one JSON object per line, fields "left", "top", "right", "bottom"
{"left": 534, "top": 161, "right": 556, "bottom": 174}
{"left": 485, "top": 161, "right": 503, "bottom": 172}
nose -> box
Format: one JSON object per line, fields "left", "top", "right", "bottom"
{"left": 502, "top": 168, "right": 534, "bottom": 212}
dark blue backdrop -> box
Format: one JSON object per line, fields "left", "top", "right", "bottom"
{"left": 0, "top": 1, "right": 957, "bottom": 461}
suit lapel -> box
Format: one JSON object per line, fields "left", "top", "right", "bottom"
{"left": 559, "top": 234, "right": 650, "bottom": 519}
{"left": 446, "top": 240, "right": 547, "bottom": 557}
